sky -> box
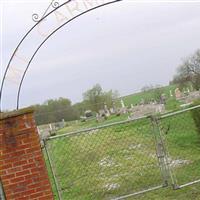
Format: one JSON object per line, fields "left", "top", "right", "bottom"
{"left": 1, "top": 0, "right": 200, "bottom": 110}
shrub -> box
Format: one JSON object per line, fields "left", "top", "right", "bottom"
{"left": 191, "top": 99, "right": 200, "bottom": 135}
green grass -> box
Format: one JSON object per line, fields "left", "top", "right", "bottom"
{"left": 44, "top": 109, "right": 200, "bottom": 200}
{"left": 164, "top": 98, "right": 182, "bottom": 111}
{"left": 135, "top": 185, "right": 200, "bottom": 200}
{"left": 57, "top": 114, "right": 130, "bottom": 135}
{"left": 121, "top": 85, "right": 177, "bottom": 107}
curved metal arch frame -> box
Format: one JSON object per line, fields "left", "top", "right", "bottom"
{"left": 0, "top": 0, "right": 72, "bottom": 111}
{"left": 0, "top": 0, "right": 122, "bottom": 111}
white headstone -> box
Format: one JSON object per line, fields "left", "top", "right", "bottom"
{"left": 104, "top": 103, "right": 108, "bottom": 110}
{"left": 170, "top": 90, "right": 173, "bottom": 97}
{"left": 110, "top": 108, "right": 114, "bottom": 114}
{"left": 121, "top": 99, "right": 125, "bottom": 108}
{"left": 175, "top": 88, "right": 182, "bottom": 99}
{"left": 104, "top": 103, "right": 110, "bottom": 116}
{"left": 49, "top": 123, "right": 53, "bottom": 131}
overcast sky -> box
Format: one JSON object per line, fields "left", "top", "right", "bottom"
{"left": 1, "top": 0, "right": 200, "bottom": 110}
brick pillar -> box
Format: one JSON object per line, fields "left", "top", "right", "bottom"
{"left": 0, "top": 107, "right": 54, "bottom": 200}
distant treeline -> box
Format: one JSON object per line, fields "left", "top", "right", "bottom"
{"left": 34, "top": 98, "right": 79, "bottom": 125}
{"left": 34, "top": 84, "right": 119, "bottom": 125}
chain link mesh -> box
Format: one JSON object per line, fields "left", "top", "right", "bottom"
{"left": 45, "top": 118, "right": 163, "bottom": 199}
{"left": 43, "top": 105, "right": 200, "bottom": 199}
{"left": 160, "top": 107, "right": 200, "bottom": 188}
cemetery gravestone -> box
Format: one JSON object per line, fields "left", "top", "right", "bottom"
{"left": 170, "top": 90, "right": 173, "bottom": 97}
{"left": 175, "top": 88, "right": 182, "bottom": 99}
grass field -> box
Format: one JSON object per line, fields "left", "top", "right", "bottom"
{"left": 110, "top": 84, "right": 181, "bottom": 112}
{"left": 44, "top": 106, "right": 200, "bottom": 200}
{"left": 121, "top": 85, "right": 177, "bottom": 107}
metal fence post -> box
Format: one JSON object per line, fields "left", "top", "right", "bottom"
{"left": 0, "top": 178, "right": 6, "bottom": 200}
{"left": 150, "top": 115, "right": 170, "bottom": 187}
{"left": 43, "top": 139, "right": 63, "bottom": 200}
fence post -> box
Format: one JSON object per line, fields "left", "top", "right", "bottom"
{"left": 0, "top": 178, "right": 6, "bottom": 200}
{"left": 150, "top": 115, "right": 170, "bottom": 187}
{"left": 43, "top": 139, "right": 62, "bottom": 200}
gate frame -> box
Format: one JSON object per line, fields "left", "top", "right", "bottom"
{"left": 159, "top": 104, "right": 200, "bottom": 190}
{"left": 43, "top": 115, "right": 167, "bottom": 200}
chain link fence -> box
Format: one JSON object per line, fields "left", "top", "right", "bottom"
{"left": 159, "top": 105, "right": 200, "bottom": 189}
{"left": 43, "top": 105, "right": 200, "bottom": 200}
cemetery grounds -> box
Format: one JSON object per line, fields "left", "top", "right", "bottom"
{"left": 43, "top": 106, "right": 200, "bottom": 200}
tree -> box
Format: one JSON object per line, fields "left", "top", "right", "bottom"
{"left": 83, "top": 84, "right": 104, "bottom": 112}
{"left": 83, "top": 84, "right": 119, "bottom": 113}
{"left": 73, "top": 101, "right": 88, "bottom": 116}
{"left": 172, "top": 49, "right": 200, "bottom": 90}
{"left": 34, "top": 97, "right": 79, "bottom": 125}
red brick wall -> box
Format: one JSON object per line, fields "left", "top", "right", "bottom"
{"left": 0, "top": 108, "right": 54, "bottom": 200}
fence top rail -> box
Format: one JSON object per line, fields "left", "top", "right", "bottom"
{"left": 160, "top": 104, "right": 200, "bottom": 119}
{"left": 47, "top": 115, "right": 148, "bottom": 141}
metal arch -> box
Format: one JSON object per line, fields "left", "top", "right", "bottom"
{"left": 16, "top": 0, "right": 122, "bottom": 109}
{"left": 0, "top": 0, "right": 72, "bottom": 111}
{"left": 0, "top": 0, "right": 122, "bottom": 111}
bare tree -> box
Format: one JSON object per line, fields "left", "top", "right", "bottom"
{"left": 172, "top": 49, "right": 200, "bottom": 90}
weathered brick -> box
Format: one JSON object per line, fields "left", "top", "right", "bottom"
{"left": 0, "top": 107, "right": 54, "bottom": 199}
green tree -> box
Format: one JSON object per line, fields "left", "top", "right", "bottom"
{"left": 83, "top": 84, "right": 119, "bottom": 113}
{"left": 34, "top": 97, "right": 79, "bottom": 125}
{"left": 73, "top": 101, "right": 88, "bottom": 116}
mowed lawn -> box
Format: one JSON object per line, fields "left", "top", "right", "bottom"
{"left": 44, "top": 110, "right": 200, "bottom": 200}
{"left": 121, "top": 85, "right": 177, "bottom": 107}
